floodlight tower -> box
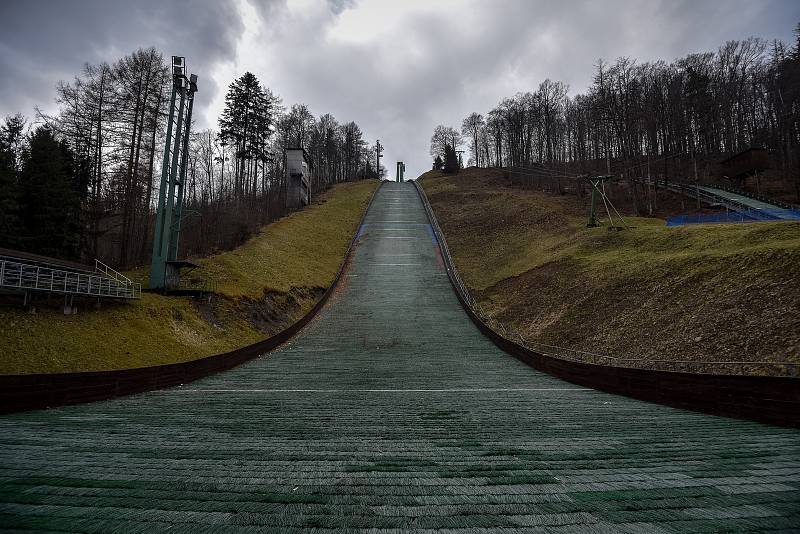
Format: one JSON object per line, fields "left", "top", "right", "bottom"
{"left": 170, "top": 73, "right": 198, "bottom": 260}
{"left": 149, "top": 56, "right": 199, "bottom": 290}
{"left": 376, "top": 140, "right": 383, "bottom": 179}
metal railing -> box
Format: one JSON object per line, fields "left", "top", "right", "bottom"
{"left": 414, "top": 180, "right": 798, "bottom": 377}
{"left": 637, "top": 177, "right": 794, "bottom": 220}
{"left": 0, "top": 258, "right": 141, "bottom": 299}
{"left": 700, "top": 181, "right": 799, "bottom": 210}
{"left": 94, "top": 259, "right": 136, "bottom": 287}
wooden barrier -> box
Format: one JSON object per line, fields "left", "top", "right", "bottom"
{"left": 414, "top": 180, "right": 800, "bottom": 428}
{"left": 0, "top": 182, "right": 383, "bottom": 414}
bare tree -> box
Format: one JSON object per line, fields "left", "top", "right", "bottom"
{"left": 461, "top": 113, "right": 485, "bottom": 167}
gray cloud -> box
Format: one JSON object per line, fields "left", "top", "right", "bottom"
{"left": 0, "top": 0, "right": 244, "bottom": 128}
{"left": 236, "top": 0, "right": 799, "bottom": 177}
{"left": 2, "top": 0, "right": 798, "bottom": 177}
{"left": 327, "top": 0, "right": 356, "bottom": 15}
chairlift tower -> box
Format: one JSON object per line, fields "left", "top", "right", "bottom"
{"left": 149, "top": 56, "right": 199, "bottom": 290}
{"left": 580, "top": 175, "right": 627, "bottom": 229}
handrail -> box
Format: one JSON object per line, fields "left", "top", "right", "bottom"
{"left": 95, "top": 259, "right": 141, "bottom": 298}
{"left": 656, "top": 177, "right": 799, "bottom": 210}
{"left": 95, "top": 259, "right": 133, "bottom": 285}
{"left": 637, "top": 177, "right": 789, "bottom": 218}
{"left": 0, "top": 258, "right": 140, "bottom": 300}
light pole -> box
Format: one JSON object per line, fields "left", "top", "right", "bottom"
{"left": 376, "top": 140, "right": 383, "bottom": 179}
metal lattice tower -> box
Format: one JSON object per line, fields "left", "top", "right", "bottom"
{"left": 149, "top": 56, "right": 198, "bottom": 290}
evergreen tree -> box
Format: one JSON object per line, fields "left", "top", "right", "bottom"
{"left": 218, "top": 72, "right": 279, "bottom": 199}
{"left": 0, "top": 115, "right": 25, "bottom": 247}
{"left": 432, "top": 155, "right": 443, "bottom": 170}
{"left": 443, "top": 144, "right": 459, "bottom": 174}
{"left": 19, "top": 127, "right": 86, "bottom": 259}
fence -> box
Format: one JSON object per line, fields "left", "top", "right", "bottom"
{"left": 0, "top": 258, "right": 141, "bottom": 300}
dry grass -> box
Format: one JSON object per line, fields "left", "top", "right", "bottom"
{"left": 421, "top": 168, "right": 800, "bottom": 374}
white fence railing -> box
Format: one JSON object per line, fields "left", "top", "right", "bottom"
{"left": 0, "top": 258, "right": 140, "bottom": 299}
{"left": 94, "top": 259, "right": 135, "bottom": 287}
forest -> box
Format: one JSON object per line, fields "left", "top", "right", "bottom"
{"left": 431, "top": 29, "right": 800, "bottom": 205}
{"left": 0, "top": 48, "right": 379, "bottom": 267}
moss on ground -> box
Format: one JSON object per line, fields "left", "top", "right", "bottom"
{"left": 0, "top": 180, "right": 378, "bottom": 375}
{"left": 420, "top": 168, "right": 800, "bottom": 373}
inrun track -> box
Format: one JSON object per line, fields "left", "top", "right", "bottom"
{"left": 1, "top": 182, "right": 798, "bottom": 533}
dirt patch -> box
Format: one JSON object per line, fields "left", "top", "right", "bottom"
{"left": 244, "top": 287, "right": 326, "bottom": 334}
{"left": 193, "top": 295, "right": 222, "bottom": 329}
{"left": 192, "top": 285, "right": 325, "bottom": 339}
{"left": 482, "top": 256, "right": 800, "bottom": 368}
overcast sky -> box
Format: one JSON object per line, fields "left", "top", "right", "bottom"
{"left": 1, "top": 0, "right": 798, "bottom": 178}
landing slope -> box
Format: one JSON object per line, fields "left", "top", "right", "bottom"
{"left": 420, "top": 168, "right": 800, "bottom": 373}
{"left": 0, "top": 180, "right": 378, "bottom": 374}
{"left": 1, "top": 181, "right": 798, "bottom": 531}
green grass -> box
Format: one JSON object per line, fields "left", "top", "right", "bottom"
{"left": 420, "top": 168, "right": 800, "bottom": 372}
{"left": 0, "top": 293, "right": 261, "bottom": 374}
{"left": 198, "top": 180, "right": 379, "bottom": 298}
{"left": 0, "top": 180, "right": 379, "bottom": 375}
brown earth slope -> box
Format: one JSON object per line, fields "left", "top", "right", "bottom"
{"left": 421, "top": 168, "right": 800, "bottom": 375}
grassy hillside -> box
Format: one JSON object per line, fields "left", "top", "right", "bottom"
{"left": 0, "top": 180, "right": 378, "bottom": 374}
{"left": 421, "top": 168, "right": 800, "bottom": 375}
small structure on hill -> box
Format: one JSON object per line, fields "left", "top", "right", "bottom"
{"left": 579, "top": 175, "right": 628, "bottom": 230}
{"left": 721, "top": 148, "right": 769, "bottom": 184}
{"left": 285, "top": 148, "right": 311, "bottom": 209}
{"left": 396, "top": 161, "right": 405, "bottom": 182}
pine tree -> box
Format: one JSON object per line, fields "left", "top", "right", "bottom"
{"left": 19, "top": 127, "right": 86, "bottom": 259}
{"left": 432, "top": 155, "right": 443, "bottom": 170}
{"left": 218, "top": 72, "right": 278, "bottom": 200}
{"left": 443, "top": 144, "right": 459, "bottom": 174}
{"left": 0, "top": 115, "right": 24, "bottom": 247}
